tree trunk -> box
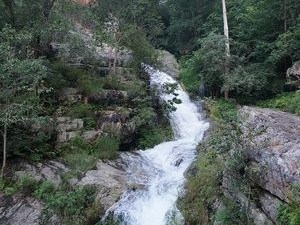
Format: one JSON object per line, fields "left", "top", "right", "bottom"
{"left": 222, "top": 0, "right": 230, "bottom": 99}
{"left": 1, "top": 123, "right": 7, "bottom": 178}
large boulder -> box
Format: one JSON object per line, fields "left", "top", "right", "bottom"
{"left": 286, "top": 60, "right": 300, "bottom": 89}
{"left": 237, "top": 106, "right": 300, "bottom": 223}
{"left": 0, "top": 194, "right": 43, "bottom": 225}
{"left": 14, "top": 161, "right": 69, "bottom": 187}
{"left": 157, "top": 50, "right": 179, "bottom": 78}
{"left": 239, "top": 106, "right": 300, "bottom": 202}
{"left": 73, "top": 160, "right": 127, "bottom": 211}
{"left": 96, "top": 109, "right": 135, "bottom": 143}
{"left": 56, "top": 117, "right": 84, "bottom": 143}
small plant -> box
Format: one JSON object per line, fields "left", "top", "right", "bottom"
{"left": 92, "top": 136, "right": 120, "bottom": 160}
{"left": 16, "top": 175, "right": 39, "bottom": 194}
{"left": 33, "top": 181, "right": 56, "bottom": 200}
{"left": 257, "top": 92, "right": 300, "bottom": 115}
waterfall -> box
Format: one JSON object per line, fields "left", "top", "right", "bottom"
{"left": 106, "top": 66, "right": 209, "bottom": 225}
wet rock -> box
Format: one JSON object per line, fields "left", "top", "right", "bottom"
{"left": 15, "top": 161, "right": 69, "bottom": 187}
{"left": 77, "top": 160, "right": 127, "bottom": 211}
{"left": 0, "top": 194, "right": 42, "bottom": 225}
{"left": 157, "top": 50, "right": 179, "bottom": 78}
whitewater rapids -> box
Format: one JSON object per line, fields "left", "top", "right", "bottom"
{"left": 107, "top": 66, "right": 209, "bottom": 225}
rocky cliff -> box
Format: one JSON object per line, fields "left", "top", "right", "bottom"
{"left": 222, "top": 106, "right": 300, "bottom": 225}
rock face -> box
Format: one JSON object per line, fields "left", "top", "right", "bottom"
{"left": 58, "top": 88, "right": 82, "bottom": 105}
{"left": 74, "top": 160, "right": 127, "bottom": 211}
{"left": 96, "top": 109, "right": 135, "bottom": 143}
{"left": 286, "top": 60, "right": 300, "bottom": 89}
{"left": 1, "top": 159, "right": 128, "bottom": 224}
{"left": 234, "top": 106, "right": 300, "bottom": 224}
{"left": 157, "top": 50, "right": 179, "bottom": 78}
{"left": 14, "top": 161, "right": 69, "bottom": 187}
{"left": 88, "top": 90, "right": 128, "bottom": 105}
{"left": 240, "top": 107, "right": 300, "bottom": 202}
{"left": 56, "top": 117, "right": 84, "bottom": 143}
{"left": 0, "top": 194, "right": 42, "bottom": 225}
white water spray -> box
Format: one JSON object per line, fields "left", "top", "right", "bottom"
{"left": 108, "top": 66, "right": 209, "bottom": 225}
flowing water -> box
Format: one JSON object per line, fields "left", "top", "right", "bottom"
{"left": 108, "top": 66, "right": 209, "bottom": 225}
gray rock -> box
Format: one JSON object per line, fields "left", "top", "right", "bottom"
{"left": 222, "top": 174, "right": 274, "bottom": 225}
{"left": 82, "top": 130, "right": 103, "bottom": 141}
{"left": 157, "top": 50, "right": 179, "bottom": 78}
{"left": 56, "top": 117, "right": 84, "bottom": 132}
{"left": 15, "top": 161, "right": 69, "bottom": 187}
{"left": 96, "top": 109, "right": 135, "bottom": 143}
{"left": 58, "top": 88, "right": 82, "bottom": 104}
{"left": 88, "top": 90, "right": 128, "bottom": 104}
{"left": 287, "top": 60, "right": 300, "bottom": 89}
{"left": 77, "top": 160, "right": 127, "bottom": 211}
{"left": 259, "top": 192, "right": 282, "bottom": 223}
{"left": 56, "top": 117, "right": 84, "bottom": 143}
{"left": 0, "top": 194, "right": 42, "bottom": 225}
{"left": 239, "top": 106, "right": 300, "bottom": 202}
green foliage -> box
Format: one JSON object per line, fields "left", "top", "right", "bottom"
{"left": 137, "top": 126, "right": 173, "bottom": 149}
{"left": 215, "top": 197, "right": 248, "bottom": 225}
{"left": 92, "top": 136, "right": 120, "bottom": 159}
{"left": 33, "top": 181, "right": 56, "bottom": 200}
{"left": 40, "top": 186, "right": 98, "bottom": 225}
{"left": 51, "top": 62, "right": 103, "bottom": 95}
{"left": 180, "top": 99, "right": 251, "bottom": 225}
{"left": 277, "top": 185, "right": 300, "bottom": 225}
{"left": 257, "top": 92, "right": 300, "bottom": 115}
{"left": 61, "top": 136, "right": 120, "bottom": 176}
{"left": 208, "top": 99, "right": 237, "bottom": 123}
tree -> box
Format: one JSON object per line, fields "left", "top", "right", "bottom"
{"left": 0, "top": 27, "right": 48, "bottom": 177}
{"left": 222, "top": 0, "right": 230, "bottom": 99}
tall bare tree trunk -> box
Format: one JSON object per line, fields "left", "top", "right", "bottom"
{"left": 222, "top": 0, "right": 230, "bottom": 99}
{"left": 1, "top": 123, "right": 7, "bottom": 178}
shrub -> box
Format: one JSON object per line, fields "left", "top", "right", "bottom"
{"left": 92, "top": 136, "right": 120, "bottom": 160}
{"left": 277, "top": 185, "right": 300, "bottom": 225}
{"left": 137, "top": 126, "right": 173, "bottom": 149}
{"left": 257, "top": 92, "right": 300, "bottom": 115}
{"left": 40, "top": 186, "right": 97, "bottom": 225}
{"left": 16, "top": 175, "right": 39, "bottom": 195}
{"left": 66, "top": 103, "right": 94, "bottom": 118}
{"left": 33, "top": 181, "right": 56, "bottom": 200}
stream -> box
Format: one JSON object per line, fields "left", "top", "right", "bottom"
{"left": 107, "top": 66, "right": 209, "bottom": 225}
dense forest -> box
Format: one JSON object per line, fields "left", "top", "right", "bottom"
{"left": 0, "top": 0, "right": 299, "bottom": 225}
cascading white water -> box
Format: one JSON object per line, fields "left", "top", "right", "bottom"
{"left": 108, "top": 66, "right": 209, "bottom": 225}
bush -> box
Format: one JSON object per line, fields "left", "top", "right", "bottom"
{"left": 33, "top": 181, "right": 56, "bottom": 200}
{"left": 257, "top": 91, "right": 300, "bottom": 115}
{"left": 137, "top": 126, "right": 173, "bottom": 149}
{"left": 40, "top": 186, "right": 97, "bottom": 225}
{"left": 93, "top": 136, "right": 120, "bottom": 160}
{"left": 66, "top": 103, "right": 94, "bottom": 118}
{"left": 16, "top": 175, "right": 39, "bottom": 194}
{"left": 61, "top": 136, "right": 120, "bottom": 176}
{"left": 277, "top": 185, "right": 300, "bottom": 225}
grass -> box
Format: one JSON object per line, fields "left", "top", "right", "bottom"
{"left": 60, "top": 136, "right": 120, "bottom": 177}
{"left": 257, "top": 91, "right": 300, "bottom": 115}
